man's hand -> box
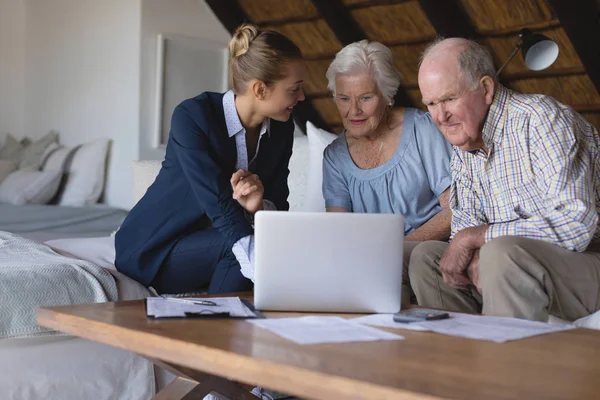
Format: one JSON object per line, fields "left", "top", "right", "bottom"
{"left": 467, "top": 250, "right": 481, "bottom": 294}
{"left": 440, "top": 225, "right": 487, "bottom": 290}
{"left": 439, "top": 233, "right": 474, "bottom": 289}
{"left": 231, "top": 170, "right": 264, "bottom": 214}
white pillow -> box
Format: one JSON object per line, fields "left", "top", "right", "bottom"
{"left": 131, "top": 160, "right": 162, "bottom": 205}
{"left": 288, "top": 129, "right": 309, "bottom": 211}
{"left": 301, "top": 121, "right": 337, "bottom": 212}
{"left": 55, "top": 139, "right": 110, "bottom": 206}
{"left": 0, "top": 169, "right": 62, "bottom": 205}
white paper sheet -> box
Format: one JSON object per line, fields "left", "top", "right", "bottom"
{"left": 146, "top": 296, "right": 257, "bottom": 318}
{"left": 248, "top": 316, "right": 404, "bottom": 344}
{"left": 351, "top": 312, "right": 576, "bottom": 343}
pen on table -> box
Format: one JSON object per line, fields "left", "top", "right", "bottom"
{"left": 160, "top": 296, "right": 217, "bottom": 306}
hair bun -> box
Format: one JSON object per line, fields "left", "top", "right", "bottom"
{"left": 229, "top": 24, "right": 259, "bottom": 59}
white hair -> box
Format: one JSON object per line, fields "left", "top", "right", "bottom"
{"left": 326, "top": 40, "right": 401, "bottom": 104}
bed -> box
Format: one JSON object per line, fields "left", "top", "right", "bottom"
{"left": 0, "top": 135, "right": 176, "bottom": 399}
{"left": 0, "top": 234, "right": 173, "bottom": 400}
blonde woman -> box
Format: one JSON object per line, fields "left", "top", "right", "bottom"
{"left": 116, "top": 24, "right": 306, "bottom": 294}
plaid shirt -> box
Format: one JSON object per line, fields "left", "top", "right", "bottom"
{"left": 450, "top": 85, "right": 600, "bottom": 251}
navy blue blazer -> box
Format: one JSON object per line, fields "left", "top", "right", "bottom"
{"left": 115, "top": 92, "right": 294, "bottom": 286}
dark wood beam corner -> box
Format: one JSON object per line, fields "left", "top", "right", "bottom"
{"left": 205, "top": 0, "right": 248, "bottom": 34}
{"left": 310, "top": 0, "right": 364, "bottom": 44}
{"left": 393, "top": 90, "right": 414, "bottom": 109}
{"left": 548, "top": 0, "right": 600, "bottom": 100}
{"left": 417, "top": 0, "right": 478, "bottom": 39}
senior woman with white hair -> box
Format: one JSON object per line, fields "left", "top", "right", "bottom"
{"left": 322, "top": 40, "right": 452, "bottom": 305}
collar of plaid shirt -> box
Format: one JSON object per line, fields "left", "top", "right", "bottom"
{"left": 480, "top": 85, "right": 512, "bottom": 150}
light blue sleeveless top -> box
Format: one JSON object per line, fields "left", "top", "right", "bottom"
{"left": 322, "top": 108, "right": 452, "bottom": 235}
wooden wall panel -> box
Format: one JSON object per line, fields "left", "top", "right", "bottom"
{"left": 582, "top": 112, "right": 600, "bottom": 132}
{"left": 264, "top": 20, "right": 342, "bottom": 58}
{"left": 351, "top": 2, "right": 436, "bottom": 44}
{"left": 341, "top": 0, "right": 372, "bottom": 6}
{"left": 304, "top": 59, "right": 333, "bottom": 96}
{"left": 238, "top": 0, "right": 318, "bottom": 23}
{"left": 458, "top": 0, "right": 554, "bottom": 33}
{"left": 390, "top": 43, "right": 428, "bottom": 86}
{"left": 510, "top": 75, "right": 600, "bottom": 107}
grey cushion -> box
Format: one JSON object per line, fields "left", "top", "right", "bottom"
{"left": 18, "top": 131, "right": 59, "bottom": 169}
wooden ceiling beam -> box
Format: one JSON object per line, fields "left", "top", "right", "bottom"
{"left": 205, "top": 0, "right": 248, "bottom": 34}
{"left": 547, "top": 0, "right": 600, "bottom": 100}
{"left": 417, "top": 0, "right": 478, "bottom": 39}
{"left": 310, "top": 0, "right": 415, "bottom": 108}
{"left": 205, "top": 0, "right": 329, "bottom": 133}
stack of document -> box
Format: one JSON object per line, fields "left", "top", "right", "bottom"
{"left": 249, "top": 316, "right": 404, "bottom": 344}
{"left": 146, "top": 296, "right": 258, "bottom": 318}
{"left": 351, "top": 312, "right": 576, "bottom": 343}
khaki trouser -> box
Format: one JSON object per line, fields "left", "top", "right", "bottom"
{"left": 408, "top": 236, "right": 600, "bottom": 321}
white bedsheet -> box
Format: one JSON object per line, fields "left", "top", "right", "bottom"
{"left": 0, "top": 335, "right": 154, "bottom": 400}
{"left": 0, "top": 236, "right": 161, "bottom": 399}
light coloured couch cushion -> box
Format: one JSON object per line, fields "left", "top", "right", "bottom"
{"left": 131, "top": 160, "right": 162, "bottom": 205}
{"left": 288, "top": 130, "right": 308, "bottom": 211}
{"left": 301, "top": 121, "right": 337, "bottom": 212}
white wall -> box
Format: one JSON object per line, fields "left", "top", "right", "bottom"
{"left": 0, "top": 0, "right": 26, "bottom": 138}
{"left": 24, "top": 0, "right": 142, "bottom": 209}
{"left": 0, "top": 0, "right": 229, "bottom": 208}
{"left": 139, "top": 0, "right": 230, "bottom": 160}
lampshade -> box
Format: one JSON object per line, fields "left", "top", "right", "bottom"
{"left": 496, "top": 28, "right": 559, "bottom": 77}
{"left": 521, "top": 30, "right": 559, "bottom": 71}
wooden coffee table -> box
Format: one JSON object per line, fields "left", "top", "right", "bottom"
{"left": 38, "top": 294, "right": 600, "bottom": 400}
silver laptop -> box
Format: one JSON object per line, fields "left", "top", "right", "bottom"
{"left": 254, "top": 211, "right": 404, "bottom": 313}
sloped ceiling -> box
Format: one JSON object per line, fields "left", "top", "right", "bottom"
{"left": 207, "top": 0, "right": 600, "bottom": 134}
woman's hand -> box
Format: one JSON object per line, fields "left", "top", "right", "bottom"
{"left": 231, "top": 169, "right": 264, "bottom": 214}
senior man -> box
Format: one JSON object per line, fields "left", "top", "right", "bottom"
{"left": 409, "top": 37, "right": 600, "bottom": 322}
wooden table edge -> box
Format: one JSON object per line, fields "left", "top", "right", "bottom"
{"left": 37, "top": 307, "right": 445, "bottom": 400}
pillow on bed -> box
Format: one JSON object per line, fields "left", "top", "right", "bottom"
{"left": 0, "top": 169, "right": 62, "bottom": 205}
{"left": 42, "top": 139, "right": 110, "bottom": 206}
